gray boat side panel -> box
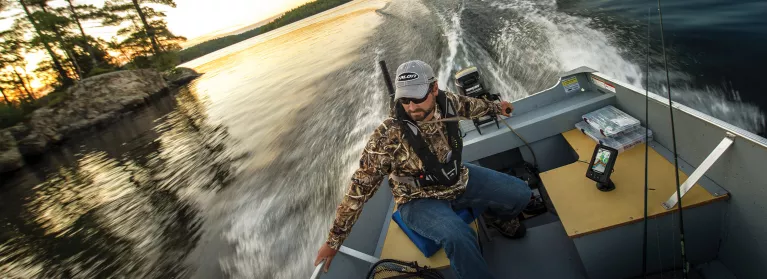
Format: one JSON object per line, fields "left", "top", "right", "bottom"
{"left": 461, "top": 70, "right": 600, "bottom": 136}
{"left": 696, "top": 260, "right": 737, "bottom": 279}
{"left": 572, "top": 200, "right": 726, "bottom": 279}
{"left": 319, "top": 253, "right": 371, "bottom": 279}
{"left": 373, "top": 193, "right": 395, "bottom": 258}
{"left": 599, "top": 71, "right": 767, "bottom": 148}
{"left": 508, "top": 71, "right": 597, "bottom": 117}
{"left": 648, "top": 141, "right": 728, "bottom": 197}
{"left": 483, "top": 221, "right": 587, "bottom": 279}
{"left": 320, "top": 182, "right": 393, "bottom": 279}
{"left": 457, "top": 76, "right": 571, "bottom": 135}
{"left": 512, "top": 92, "right": 608, "bottom": 128}
{"left": 606, "top": 73, "right": 767, "bottom": 278}
{"left": 715, "top": 159, "right": 767, "bottom": 279}
{"left": 459, "top": 70, "right": 601, "bottom": 144}
{"left": 463, "top": 89, "right": 609, "bottom": 144}
{"left": 343, "top": 183, "right": 393, "bottom": 254}
{"left": 463, "top": 91, "right": 614, "bottom": 163}
{"left": 560, "top": 66, "right": 598, "bottom": 78}
{"left": 686, "top": 135, "right": 766, "bottom": 278}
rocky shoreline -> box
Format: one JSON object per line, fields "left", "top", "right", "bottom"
{"left": 0, "top": 67, "right": 201, "bottom": 173}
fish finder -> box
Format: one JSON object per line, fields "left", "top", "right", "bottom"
{"left": 585, "top": 144, "right": 618, "bottom": 192}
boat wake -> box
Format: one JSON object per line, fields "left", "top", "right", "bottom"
{"left": 4, "top": 1, "right": 763, "bottom": 278}
{"left": 198, "top": 0, "right": 766, "bottom": 278}
{"left": 431, "top": 0, "right": 764, "bottom": 134}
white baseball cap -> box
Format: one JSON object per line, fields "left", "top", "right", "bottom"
{"left": 394, "top": 60, "right": 436, "bottom": 100}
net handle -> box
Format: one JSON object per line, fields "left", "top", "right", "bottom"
{"left": 310, "top": 260, "right": 324, "bottom": 279}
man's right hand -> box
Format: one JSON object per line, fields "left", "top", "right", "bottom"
{"left": 314, "top": 243, "right": 338, "bottom": 273}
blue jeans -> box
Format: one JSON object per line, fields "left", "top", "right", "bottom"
{"left": 399, "top": 163, "right": 532, "bottom": 279}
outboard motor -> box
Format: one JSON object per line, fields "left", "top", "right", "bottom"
{"left": 454, "top": 67, "right": 500, "bottom": 134}
{"left": 455, "top": 66, "right": 487, "bottom": 97}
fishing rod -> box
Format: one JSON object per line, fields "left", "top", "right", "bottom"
{"left": 642, "top": 7, "right": 650, "bottom": 278}
{"left": 379, "top": 60, "right": 396, "bottom": 107}
{"left": 656, "top": 0, "right": 689, "bottom": 277}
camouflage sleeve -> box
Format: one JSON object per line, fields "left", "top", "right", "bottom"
{"left": 446, "top": 91, "right": 502, "bottom": 119}
{"left": 326, "top": 122, "right": 392, "bottom": 250}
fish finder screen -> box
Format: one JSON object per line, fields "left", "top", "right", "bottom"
{"left": 592, "top": 148, "right": 611, "bottom": 174}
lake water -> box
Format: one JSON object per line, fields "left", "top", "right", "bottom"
{"left": 1, "top": 0, "right": 765, "bottom": 278}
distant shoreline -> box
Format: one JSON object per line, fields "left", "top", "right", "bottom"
{"left": 176, "top": 0, "right": 352, "bottom": 64}
{"left": 180, "top": 14, "right": 283, "bottom": 49}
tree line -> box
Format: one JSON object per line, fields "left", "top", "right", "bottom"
{"left": 1, "top": 0, "right": 353, "bottom": 129}
{"left": 177, "top": 0, "right": 351, "bottom": 64}
{"left": 0, "top": 0, "right": 186, "bottom": 129}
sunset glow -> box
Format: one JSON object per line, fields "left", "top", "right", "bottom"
{"left": 0, "top": 0, "right": 318, "bottom": 96}
{"left": 165, "top": 0, "right": 317, "bottom": 40}
{"left": 2, "top": 0, "right": 317, "bottom": 44}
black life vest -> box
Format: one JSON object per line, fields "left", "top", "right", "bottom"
{"left": 395, "top": 90, "right": 463, "bottom": 187}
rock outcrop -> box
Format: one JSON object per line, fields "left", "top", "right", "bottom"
{"left": 0, "top": 130, "right": 23, "bottom": 173}
{"left": 0, "top": 69, "right": 169, "bottom": 172}
{"left": 164, "top": 67, "right": 201, "bottom": 86}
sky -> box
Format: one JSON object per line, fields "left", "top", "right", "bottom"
{"left": 165, "top": 0, "right": 316, "bottom": 39}
{"left": 0, "top": 0, "right": 316, "bottom": 93}
{"left": 2, "top": 0, "right": 316, "bottom": 41}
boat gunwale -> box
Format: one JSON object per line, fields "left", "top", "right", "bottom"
{"left": 591, "top": 71, "right": 767, "bottom": 150}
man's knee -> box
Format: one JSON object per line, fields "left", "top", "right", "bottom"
{"left": 503, "top": 175, "right": 532, "bottom": 207}
{"left": 440, "top": 223, "right": 476, "bottom": 247}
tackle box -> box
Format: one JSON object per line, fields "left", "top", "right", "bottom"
{"left": 582, "top": 105, "right": 641, "bottom": 137}
{"left": 575, "top": 121, "right": 653, "bottom": 153}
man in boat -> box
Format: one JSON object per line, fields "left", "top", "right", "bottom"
{"left": 315, "top": 60, "right": 532, "bottom": 278}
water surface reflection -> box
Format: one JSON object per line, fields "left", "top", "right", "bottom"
{"left": 0, "top": 85, "right": 241, "bottom": 278}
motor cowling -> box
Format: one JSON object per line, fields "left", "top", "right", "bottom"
{"left": 454, "top": 66, "right": 487, "bottom": 98}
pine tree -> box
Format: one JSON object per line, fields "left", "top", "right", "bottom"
{"left": 103, "top": 0, "right": 184, "bottom": 56}
{"left": 106, "top": 37, "right": 135, "bottom": 67}
{"left": 31, "top": 0, "right": 84, "bottom": 79}
{"left": 0, "top": 25, "right": 36, "bottom": 101}
{"left": 130, "top": 0, "right": 159, "bottom": 54}
{"left": 64, "top": 0, "right": 100, "bottom": 67}
{"left": 16, "top": 0, "right": 74, "bottom": 87}
{"left": 0, "top": 86, "right": 10, "bottom": 105}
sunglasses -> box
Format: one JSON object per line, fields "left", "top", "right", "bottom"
{"left": 399, "top": 94, "right": 430, "bottom": 105}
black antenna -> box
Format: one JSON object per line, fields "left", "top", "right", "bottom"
{"left": 642, "top": 7, "right": 650, "bottom": 278}
{"left": 656, "top": 1, "right": 689, "bottom": 278}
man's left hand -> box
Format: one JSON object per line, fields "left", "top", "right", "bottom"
{"left": 499, "top": 101, "right": 514, "bottom": 117}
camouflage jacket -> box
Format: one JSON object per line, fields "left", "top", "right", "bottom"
{"left": 326, "top": 91, "right": 501, "bottom": 249}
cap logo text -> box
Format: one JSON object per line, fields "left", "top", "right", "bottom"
{"left": 397, "top": 73, "right": 419, "bottom": 82}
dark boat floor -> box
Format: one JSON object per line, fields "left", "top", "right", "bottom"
{"left": 472, "top": 212, "right": 712, "bottom": 279}
{"left": 319, "top": 181, "right": 730, "bottom": 279}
